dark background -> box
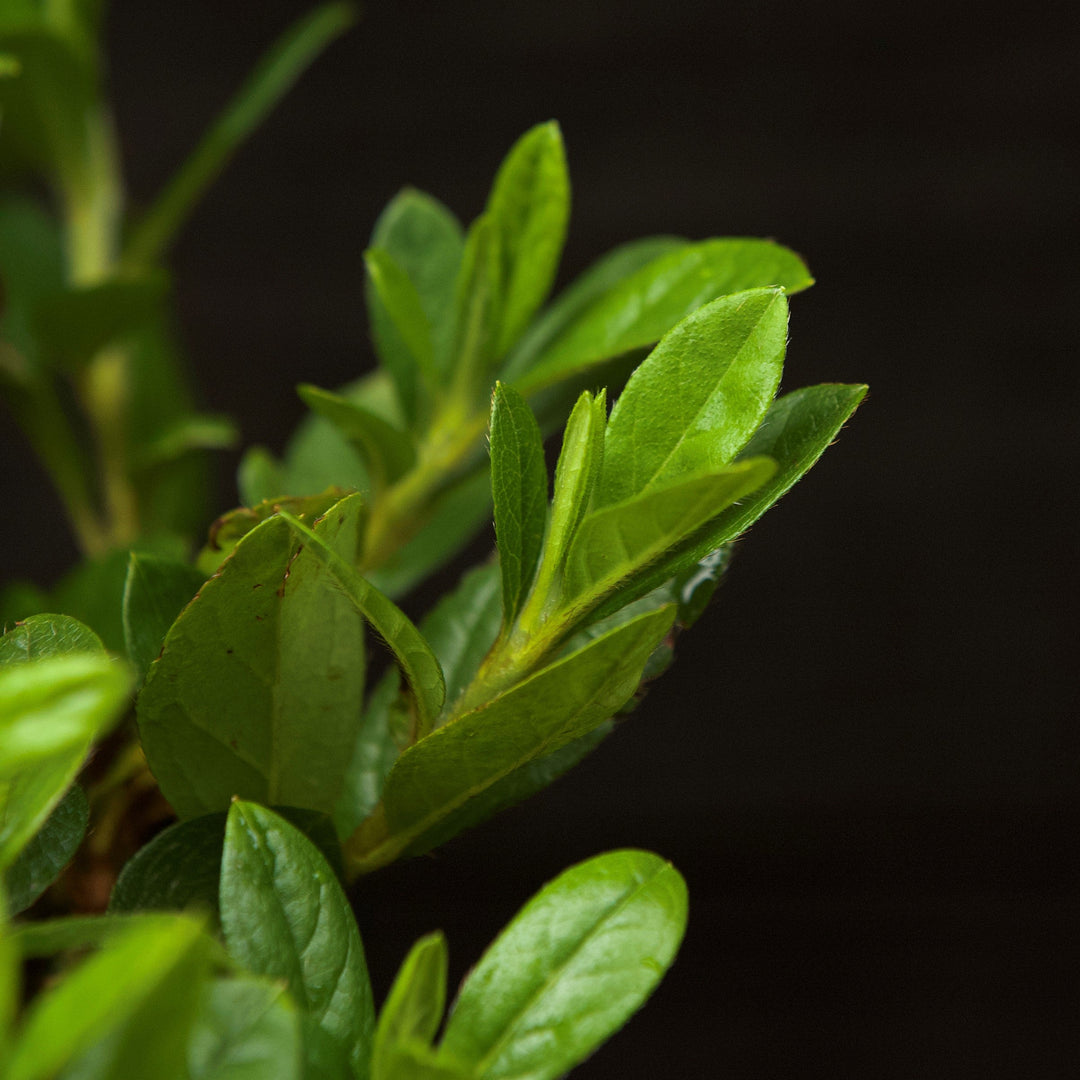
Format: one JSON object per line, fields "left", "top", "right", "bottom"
{"left": 5, "top": 1, "right": 1079, "bottom": 1075}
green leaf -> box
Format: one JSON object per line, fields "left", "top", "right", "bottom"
{"left": 344, "top": 605, "right": 675, "bottom": 874}
{"left": 133, "top": 412, "right": 238, "bottom": 471}
{"left": 0, "top": 653, "right": 129, "bottom": 869}
{"left": 188, "top": 977, "right": 303, "bottom": 1080}
{"left": 138, "top": 498, "right": 366, "bottom": 820}
{"left": 591, "top": 383, "right": 868, "bottom": 619}
{"left": 237, "top": 446, "right": 287, "bottom": 507}
{"left": 279, "top": 498, "right": 445, "bottom": 740}
{"left": 122, "top": 3, "right": 356, "bottom": 267}
{"left": 500, "top": 236, "right": 687, "bottom": 382}
{"left": 109, "top": 808, "right": 342, "bottom": 917}
{"left": 122, "top": 553, "right": 206, "bottom": 684}
{"left": 485, "top": 121, "right": 570, "bottom": 355}
{"left": 516, "top": 240, "right": 810, "bottom": 396}
{"left": 598, "top": 287, "right": 788, "bottom": 506}
{"left": 1, "top": 885, "right": 17, "bottom": 1072}
{"left": 439, "top": 850, "right": 687, "bottom": 1080}
{"left": 366, "top": 188, "right": 465, "bottom": 414}
{"left": 490, "top": 383, "right": 548, "bottom": 627}
{"left": 4, "top": 783, "right": 87, "bottom": 915}
{"left": 561, "top": 460, "right": 776, "bottom": 617}
{"left": 372, "top": 932, "right": 447, "bottom": 1080}
{"left": 220, "top": 802, "right": 375, "bottom": 1080}
{"left": 9, "top": 912, "right": 212, "bottom": 958}
{"left": 7, "top": 914, "right": 210, "bottom": 1080}
{"left": 448, "top": 215, "right": 502, "bottom": 397}
{"left": 0, "top": 614, "right": 104, "bottom": 665}
{"left": 298, "top": 384, "right": 416, "bottom": 490}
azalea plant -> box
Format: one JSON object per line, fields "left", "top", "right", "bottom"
{"left": 0, "top": 5, "right": 865, "bottom": 1078}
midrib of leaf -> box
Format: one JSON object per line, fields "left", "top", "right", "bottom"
{"left": 464, "top": 864, "right": 672, "bottom": 1078}
{"left": 621, "top": 290, "right": 781, "bottom": 499}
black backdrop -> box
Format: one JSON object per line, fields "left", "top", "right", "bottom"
{"left": 4, "top": 2, "right": 1078, "bottom": 1075}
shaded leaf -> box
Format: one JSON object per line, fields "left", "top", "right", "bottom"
{"left": 448, "top": 215, "right": 502, "bottom": 396}
{"left": 133, "top": 412, "right": 238, "bottom": 471}
{"left": 220, "top": 802, "right": 374, "bottom": 1080}
{"left": 439, "top": 850, "right": 687, "bottom": 1080}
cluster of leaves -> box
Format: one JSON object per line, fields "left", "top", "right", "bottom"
{"left": 1, "top": 4, "right": 865, "bottom": 1077}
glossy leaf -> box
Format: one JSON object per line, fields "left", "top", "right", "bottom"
{"left": 365, "top": 247, "right": 437, "bottom": 396}
{"left": 6, "top": 914, "right": 210, "bottom": 1080}
{"left": 220, "top": 801, "right": 374, "bottom": 1080}
{"left": 4, "top": 783, "right": 87, "bottom": 915}
{"left": 501, "top": 236, "right": 687, "bottom": 381}
{"left": 516, "top": 240, "right": 810, "bottom": 396}
{"left": 598, "top": 287, "right": 788, "bottom": 506}
{"left": 122, "top": 552, "right": 206, "bottom": 683}
{"left": 0, "top": 613, "right": 104, "bottom": 665}
{"left": 298, "top": 383, "right": 416, "bottom": 490}
{"left": 372, "top": 932, "right": 447, "bottom": 1080}
{"left": 490, "top": 383, "right": 548, "bottom": 627}
{"left": 188, "top": 977, "right": 303, "bottom": 1080}
{"left": 485, "top": 121, "right": 570, "bottom": 355}
{"left": 561, "top": 459, "right": 776, "bottom": 616}
{"left": 279, "top": 498, "right": 445, "bottom": 739}
{"left": 367, "top": 188, "right": 465, "bottom": 411}
{"left": 439, "top": 850, "right": 687, "bottom": 1080}
{"left": 344, "top": 605, "right": 675, "bottom": 874}
{"left": 0, "top": 654, "right": 129, "bottom": 869}
{"left": 138, "top": 499, "right": 366, "bottom": 820}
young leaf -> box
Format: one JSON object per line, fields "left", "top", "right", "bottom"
{"left": 597, "top": 287, "right": 788, "bottom": 506}
{"left": 188, "top": 976, "right": 303, "bottom": 1080}
{"left": 4, "top": 783, "right": 87, "bottom": 915}
{"left": 448, "top": 215, "right": 503, "bottom": 396}
{"left": 438, "top": 850, "right": 687, "bottom": 1080}
{"left": 278, "top": 498, "right": 446, "bottom": 739}
{"left": 344, "top": 605, "right": 675, "bottom": 874}
{"left": 561, "top": 459, "right": 776, "bottom": 617}
{"left": 490, "top": 383, "right": 548, "bottom": 627}
{"left": 485, "top": 121, "right": 570, "bottom": 355}
{"left": 372, "top": 932, "right": 448, "bottom": 1080}
{"left": 0, "top": 613, "right": 104, "bottom": 664}
{"left": 367, "top": 188, "right": 465, "bottom": 409}
{"left": 9, "top": 913, "right": 209, "bottom": 959}
{"left": 515, "top": 240, "right": 810, "bottom": 396}
{"left": 6, "top": 914, "right": 210, "bottom": 1080}
{"left": 138, "top": 498, "right": 366, "bottom": 820}
{"left": 365, "top": 248, "right": 437, "bottom": 394}
{"left": 122, "top": 552, "right": 206, "bottom": 683}
{"left": 220, "top": 801, "right": 375, "bottom": 1080}
{"left": 298, "top": 383, "right": 417, "bottom": 489}
{"left": 500, "top": 236, "right": 687, "bottom": 381}
{"left": 0, "top": 654, "right": 129, "bottom": 869}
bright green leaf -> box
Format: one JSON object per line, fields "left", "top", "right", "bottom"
{"left": 122, "top": 553, "right": 206, "bottom": 684}
{"left": 0, "top": 614, "right": 104, "bottom": 665}
{"left": 220, "top": 801, "right": 374, "bottom": 1080}
{"left": 345, "top": 605, "right": 674, "bottom": 874}
{"left": 598, "top": 287, "right": 788, "bottom": 506}
{"left": 516, "top": 240, "right": 810, "bottom": 396}
{"left": 4, "top": 783, "right": 87, "bottom": 915}
{"left": 138, "top": 498, "right": 366, "bottom": 820}
{"left": 439, "top": 850, "right": 687, "bottom": 1080}
{"left": 485, "top": 121, "right": 570, "bottom": 355}
{"left": 490, "top": 383, "right": 548, "bottom": 627}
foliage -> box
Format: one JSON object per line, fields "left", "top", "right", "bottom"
{"left": 0, "top": 5, "right": 864, "bottom": 1077}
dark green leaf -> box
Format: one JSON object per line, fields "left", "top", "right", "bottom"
{"left": 0, "top": 614, "right": 104, "bottom": 665}
{"left": 123, "top": 3, "right": 356, "bottom": 266}
{"left": 500, "top": 236, "right": 687, "bottom": 381}
{"left": 4, "top": 783, "right": 87, "bottom": 915}
{"left": 448, "top": 215, "right": 502, "bottom": 397}
{"left": 439, "top": 850, "right": 687, "bottom": 1080}
{"left": 372, "top": 932, "right": 447, "bottom": 1080}
{"left": 489, "top": 383, "right": 547, "bottom": 627}
{"left": 236, "top": 446, "right": 287, "bottom": 507}
{"left": 367, "top": 188, "right": 465, "bottom": 412}
{"left": 6, "top": 915, "right": 210, "bottom": 1080}
{"left": 122, "top": 553, "right": 206, "bottom": 684}
{"left": 138, "top": 498, "right": 366, "bottom": 820}
{"left": 298, "top": 384, "right": 416, "bottom": 490}
{"left": 188, "top": 977, "right": 303, "bottom": 1080}
{"left": 598, "top": 288, "right": 788, "bottom": 506}
{"left": 344, "top": 605, "right": 674, "bottom": 874}
{"left": 220, "top": 802, "right": 374, "bottom": 1080}
{"left": 279, "top": 498, "right": 445, "bottom": 739}
{"left": 485, "top": 121, "right": 570, "bottom": 355}
{"left": 133, "top": 412, "right": 238, "bottom": 471}
{"left": 516, "top": 241, "right": 810, "bottom": 396}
